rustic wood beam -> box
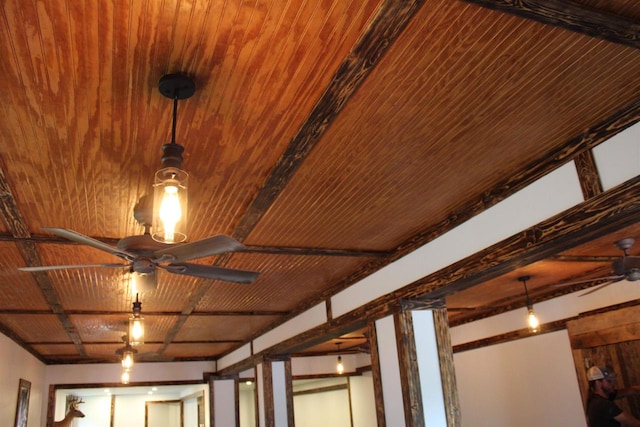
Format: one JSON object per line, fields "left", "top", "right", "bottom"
{"left": 0, "top": 166, "right": 88, "bottom": 357}
{"left": 405, "top": 176, "right": 640, "bottom": 301}
{"left": 232, "top": 0, "right": 425, "bottom": 240}
{"left": 463, "top": 0, "right": 640, "bottom": 50}
{"left": 575, "top": 149, "right": 603, "bottom": 199}
{"left": 394, "top": 311, "right": 424, "bottom": 427}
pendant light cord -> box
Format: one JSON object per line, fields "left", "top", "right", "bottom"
{"left": 171, "top": 94, "right": 178, "bottom": 145}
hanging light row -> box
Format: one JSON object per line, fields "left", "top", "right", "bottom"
{"left": 116, "top": 334, "right": 138, "bottom": 384}
{"left": 116, "top": 75, "right": 192, "bottom": 384}
{"left": 116, "top": 293, "right": 146, "bottom": 384}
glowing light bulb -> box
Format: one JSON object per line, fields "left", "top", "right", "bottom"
{"left": 122, "top": 351, "right": 134, "bottom": 369}
{"left": 152, "top": 167, "right": 188, "bottom": 244}
{"left": 130, "top": 318, "right": 144, "bottom": 343}
{"left": 527, "top": 307, "right": 539, "bottom": 333}
{"left": 121, "top": 370, "right": 130, "bottom": 384}
{"left": 337, "top": 356, "right": 344, "bottom": 375}
{"left": 159, "top": 183, "right": 182, "bottom": 243}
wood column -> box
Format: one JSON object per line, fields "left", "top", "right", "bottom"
{"left": 257, "top": 358, "right": 294, "bottom": 427}
{"left": 209, "top": 375, "right": 239, "bottom": 427}
{"left": 371, "top": 307, "right": 460, "bottom": 427}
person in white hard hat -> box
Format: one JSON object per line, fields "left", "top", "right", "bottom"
{"left": 586, "top": 366, "right": 640, "bottom": 427}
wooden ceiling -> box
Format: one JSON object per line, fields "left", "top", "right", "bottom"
{"left": 1, "top": 0, "right": 640, "bottom": 364}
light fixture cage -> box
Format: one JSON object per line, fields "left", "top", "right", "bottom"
{"left": 151, "top": 73, "right": 194, "bottom": 244}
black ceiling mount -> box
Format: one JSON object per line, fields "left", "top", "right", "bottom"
{"left": 158, "top": 73, "right": 195, "bottom": 100}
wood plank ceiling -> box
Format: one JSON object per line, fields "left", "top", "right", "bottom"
{"left": 0, "top": 0, "right": 639, "bottom": 364}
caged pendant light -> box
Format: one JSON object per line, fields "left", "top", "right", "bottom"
{"left": 152, "top": 74, "right": 195, "bottom": 244}
{"left": 128, "top": 293, "right": 144, "bottom": 346}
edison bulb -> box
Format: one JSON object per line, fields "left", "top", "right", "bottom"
{"left": 337, "top": 356, "right": 344, "bottom": 375}
{"left": 130, "top": 318, "right": 144, "bottom": 344}
{"left": 122, "top": 351, "right": 134, "bottom": 369}
{"left": 159, "top": 183, "right": 182, "bottom": 242}
{"left": 527, "top": 308, "right": 540, "bottom": 333}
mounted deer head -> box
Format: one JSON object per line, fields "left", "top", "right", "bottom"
{"left": 53, "top": 399, "right": 85, "bottom": 427}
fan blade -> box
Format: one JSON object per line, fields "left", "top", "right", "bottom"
{"left": 552, "top": 275, "right": 622, "bottom": 288}
{"left": 19, "top": 263, "right": 129, "bottom": 272}
{"left": 153, "top": 234, "right": 245, "bottom": 263}
{"left": 42, "top": 227, "right": 136, "bottom": 260}
{"left": 579, "top": 276, "right": 625, "bottom": 297}
{"left": 163, "top": 262, "right": 259, "bottom": 284}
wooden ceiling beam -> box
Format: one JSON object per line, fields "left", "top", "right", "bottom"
{"left": 464, "top": 0, "right": 640, "bottom": 50}
{"left": 0, "top": 167, "right": 87, "bottom": 358}
{"left": 232, "top": 0, "right": 425, "bottom": 241}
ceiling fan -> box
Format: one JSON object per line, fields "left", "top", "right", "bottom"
{"left": 20, "top": 73, "right": 259, "bottom": 287}
{"left": 572, "top": 237, "right": 640, "bottom": 296}
{"left": 18, "top": 225, "right": 259, "bottom": 287}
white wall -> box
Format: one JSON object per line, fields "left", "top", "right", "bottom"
{"left": 349, "top": 372, "right": 376, "bottom": 427}
{"left": 293, "top": 378, "right": 351, "bottom": 427}
{"left": 450, "top": 279, "right": 640, "bottom": 427}
{"left": 0, "top": 332, "right": 45, "bottom": 427}
{"left": 454, "top": 331, "right": 585, "bottom": 427}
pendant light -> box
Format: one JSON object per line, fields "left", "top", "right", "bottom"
{"left": 152, "top": 74, "right": 195, "bottom": 244}
{"left": 128, "top": 293, "right": 144, "bottom": 346}
{"left": 116, "top": 335, "right": 138, "bottom": 370}
{"left": 336, "top": 342, "right": 344, "bottom": 375}
{"left": 518, "top": 275, "right": 540, "bottom": 333}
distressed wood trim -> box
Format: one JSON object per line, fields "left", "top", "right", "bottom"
{"left": 233, "top": 0, "right": 425, "bottom": 240}
{"left": 235, "top": 379, "right": 240, "bottom": 427}
{"left": 46, "top": 384, "right": 56, "bottom": 427}
{"left": 433, "top": 309, "right": 461, "bottom": 427}
{"left": 208, "top": 376, "right": 215, "bottom": 427}
{"left": 463, "top": 0, "right": 640, "bottom": 50}
{"left": 574, "top": 150, "right": 603, "bottom": 199}
{"left": 0, "top": 167, "right": 29, "bottom": 238}
{"left": 253, "top": 367, "right": 260, "bottom": 427}
{"left": 285, "top": 359, "right": 294, "bottom": 427}
{"left": 400, "top": 298, "right": 446, "bottom": 311}
{"left": 17, "top": 240, "right": 85, "bottom": 357}
{"left": 261, "top": 361, "right": 275, "bottom": 427}
{"left": 394, "top": 311, "right": 424, "bottom": 427}
{"left": 368, "top": 321, "right": 386, "bottom": 427}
